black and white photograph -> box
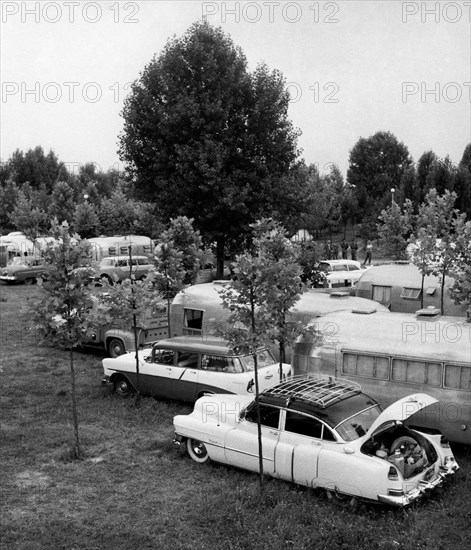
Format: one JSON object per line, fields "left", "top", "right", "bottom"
{"left": 1, "top": 1, "right": 470, "bottom": 548}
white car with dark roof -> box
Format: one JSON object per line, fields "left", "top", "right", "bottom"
{"left": 173, "top": 375, "right": 458, "bottom": 507}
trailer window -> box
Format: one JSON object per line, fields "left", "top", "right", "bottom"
{"left": 444, "top": 364, "right": 471, "bottom": 390}
{"left": 391, "top": 359, "right": 442, "bottom": 387}
{"left": 400, "top": 287, "right": 422, "bottom": 300}
{"left": 372, "top": 285, "right": 391, "bottom": 305}
{"left": 342, "top": 353, "right": 389, "bottom": 379}
{"left": 183, "top": 309, "right": 203, "bottom": 335}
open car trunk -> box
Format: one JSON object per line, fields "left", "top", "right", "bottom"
{"left": 361, "top": 424, "right": 438, "bottom": 480}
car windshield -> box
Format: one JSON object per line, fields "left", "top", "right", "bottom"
{"left": 334, "top": 405, "right": 382, "bottom": 442}
{"left": 240, "top": 349, "right": 275, "bottom": 371}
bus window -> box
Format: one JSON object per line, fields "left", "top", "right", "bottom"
{"left": 342, "top": 353, "right": 389, "bottom": 380}
{"left": 444, "top": 364, "right": 471, "bottom": 390}
{"left": 183, "top": 309, "right": 203, "bottom": 335}
{"left": 372, "top": 285, "right": 391, "bottom": 305}
{"left": 392, "top": 359, "right": 442, "bottom": 387}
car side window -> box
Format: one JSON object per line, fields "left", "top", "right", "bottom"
{"left": 153, "top": 349, "right": 175, "bottom": 365}
{"left": 201, "top": 355, "right": 243, "bottom": 373}
{"left": 176, "top": 351, "right": 199, "bottom": 369}
{"left": 285, "top": 411, "right": 324, "bottom": 439}
{"left": 245, "top": 404, "right": 280, "bottom": 429}
{"left": 348, "top": 265, "right": 360, "bottom": 271}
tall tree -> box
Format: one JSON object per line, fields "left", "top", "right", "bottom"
{"left": 73, "top": 201, "right": 100, "bottom": 239}
{"left": 49, "top": 181, "right": 76, "bottom": 224}
{"left": 347, "top": 131, "right": 412, "bottom": 227}
{"left": 119, "top": 22, "right": 302, "bottom": 277}
{"left": 9, "top": 190, "right": 48, "bottom": 239}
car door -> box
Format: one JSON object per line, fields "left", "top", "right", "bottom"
{"left": 168, "top": 349, "right": 200, "bottom": 401}
{"left": 274, "top": 410, "right": 331, "bottom": 486}
{"left": 140, "top": 347, "right": 177, "bottom": 397}
{"left": 224, "top": 403, "right": 280, "bottom": 474}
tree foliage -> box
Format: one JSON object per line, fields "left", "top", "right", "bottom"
{"left": 97, "top": 267, "right": 161, "bottom": 405}
{"left": 347, "top": 131, "right": 413, "bottom": 228}
{"left": 119, "top": 22, "right": 303, "bottom": 275}
{"left": 377, "top": 199, "right": 414, "bottom": 260}
{"left": 33, "top": 221, "right": 94, "bottom": 459}
{"left": 449, "top": 219, "right": 471, "bottom": 318}
{"left": 410, "top": 189, "right": 465, "bottom": 314}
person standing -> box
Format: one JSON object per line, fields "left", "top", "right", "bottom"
{"left": 324, "top": 242, "right": 331, "bottom": 260}
{"left": 364, "top": 240, "right": 373, "bottom": 265}
{"left": 350, "top": 240, "right": 358, "bottom": 261}
{"left": 341, "top": 240, "right": 348, "bottom": 259}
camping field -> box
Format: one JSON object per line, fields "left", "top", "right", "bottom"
{"left": 1, "top": 284, "right": 470, "bottom": 550}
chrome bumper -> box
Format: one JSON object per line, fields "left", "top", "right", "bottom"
{"left": 378, "top": 460, "right": 459, "bottom": 507}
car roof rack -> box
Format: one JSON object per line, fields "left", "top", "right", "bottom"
{"left": 262, "top": 375, "right": 362, "bottom": 409}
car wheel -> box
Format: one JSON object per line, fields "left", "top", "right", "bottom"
{"left": 100, "top": 275, "right": 112, "bottom": 285}
{"left": 113, "top": 375, "right": 133, "bottom": 397}
{"left": 390, "top": 436, "right": 420, "bottom": 454}
{"left": 24, "top": 278, "right": 34, "bottom": 285}
{"left": 108, "top": 338, "right": 126, "bottom": 358}
{"left": 186, "top": 438, "right": 210, "bottom": 464}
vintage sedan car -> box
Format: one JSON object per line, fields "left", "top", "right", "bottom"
{"left": 95, "top": 255, "right": 155, "bottom": 283}
{"left": 317, "top": 259, "right": 370, "bottom": 289}
{"left": 102, "top": 336, "right": 291, "bottom": 401}
{"left": 173, "top": 376, "right": 459, "bottom": 507}
{"left": 0, "top": 258, "right": 46, "bottom": 284}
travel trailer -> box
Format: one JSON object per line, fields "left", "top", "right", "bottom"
{"left": 86, "top": 235, "right": 155, "bottom": 263}
{"left": 169, "top": 282, "right": 389, "bottom": 360}
{"left": 292, "top": 308, "right": 471, "bottom": 445}
{"left": 355, "top": 263, "right": 468, "bottom": 318}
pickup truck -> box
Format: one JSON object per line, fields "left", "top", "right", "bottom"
{"left": 83, "top": 294, "right": 169, "bottom": 357}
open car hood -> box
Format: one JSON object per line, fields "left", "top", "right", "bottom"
{"left": 365, "top": 393, "right": 438, "bottom": 438}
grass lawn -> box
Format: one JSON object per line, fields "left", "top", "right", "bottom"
{"left": 1, "top": 284, "right": 470, "bottom": 550}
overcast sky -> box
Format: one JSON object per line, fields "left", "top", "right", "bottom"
{"left": 1, "top": 0, "right": 470, "bottom": 178}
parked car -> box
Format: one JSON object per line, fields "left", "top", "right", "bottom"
{"left": 95, "top": 256, "right": 155, "bottom": 283}
{"left": 102, "top": 336, "right": 291, "bottom": 401}
{"left": 317, "top": 260, "right": 370, "bottom": 289}
{"left": 0, "top": 258, "right": 46, "bottom": 284}
{"left": 173, "top": 376, "right": 459, "bottom": 507}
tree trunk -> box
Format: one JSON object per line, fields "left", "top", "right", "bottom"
{"left": 216, "top": 236, "right": 226, "bottom": 280}
{"left": 253, "top": 352, "right": 264, "bottom": 493}
{"left": 279, "top": 340, "right": 285, "bottom": 383}
{"left": 69, "top": 347, "right": 81, "bottom": 460}
{"left": 129, "top": 246, "right": 141, "bottom": 406}
{"left": 250, "top": 287, "right": 264, "bottom": 493}
{"left": 441, "top": 268, "right": 446, "bottom": 315}
{"left": 420, "top": 272, "right": 425, "bottom": 309}
{"left": 133, "top": 312, "right": 141, "bottom": 407}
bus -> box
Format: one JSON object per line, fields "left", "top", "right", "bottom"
{"left": 169, "top": 282, "right": 389, "bottom": 360}
{"left": 355, "top": 262, "right": 468, "bottom": 318}
{"left": 292, "top": 308, "right": 471, "bottom": 445}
